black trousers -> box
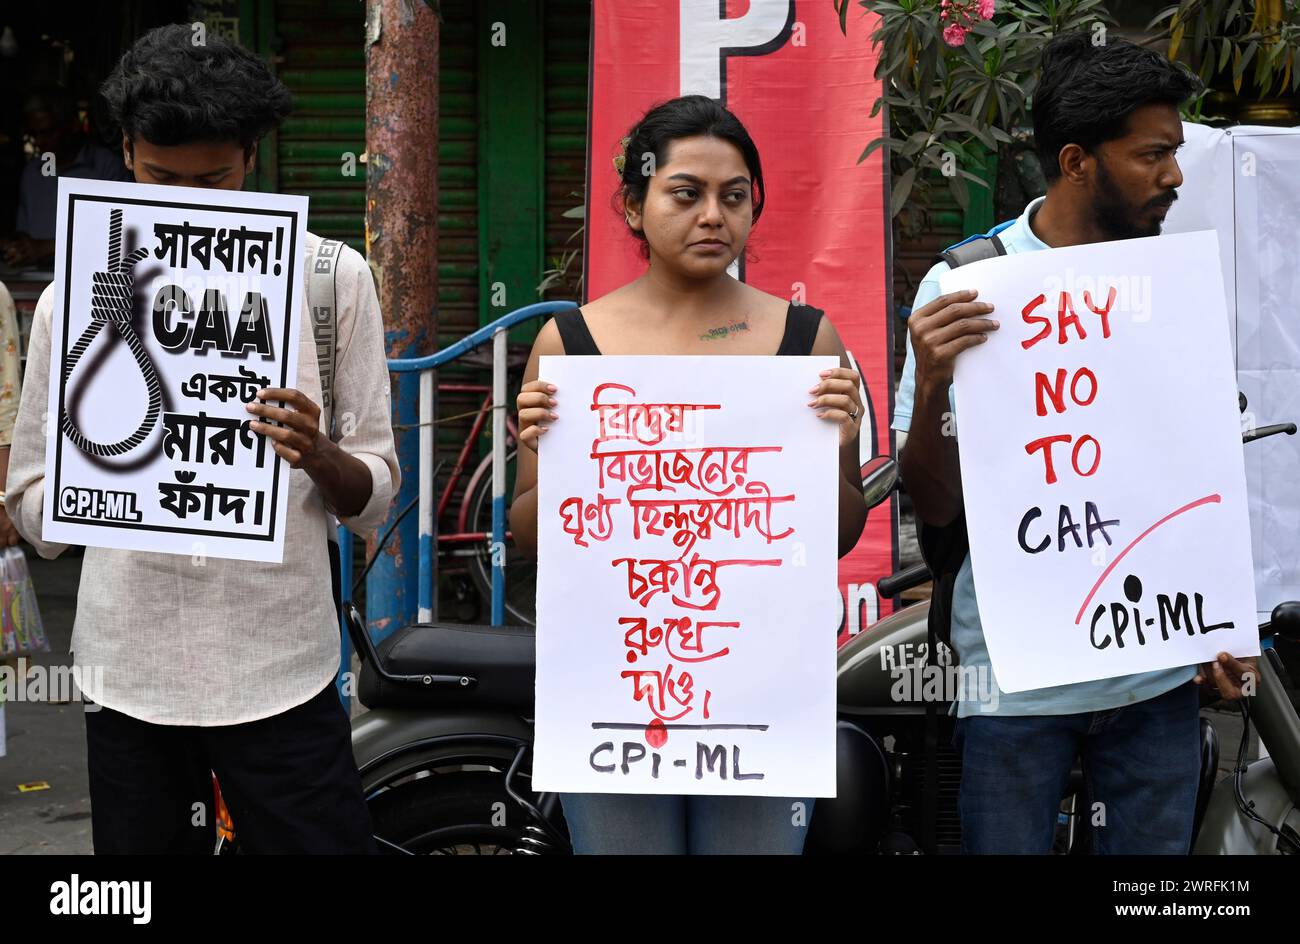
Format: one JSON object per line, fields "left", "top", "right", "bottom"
{"left": 84, "top": 541, "right": 371, "bottom": 854}
{"left": 84, "top": 679, "right": 376, "bottom": 854}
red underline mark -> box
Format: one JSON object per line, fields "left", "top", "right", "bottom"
{"left": 1073, "top": 493, "right": 1222, "bottom": 625}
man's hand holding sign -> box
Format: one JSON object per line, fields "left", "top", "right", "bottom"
{"left": 900, "top": 287, "right": 1000, "bottom": 529}
{"left": 937, "top": 231, "right": 1258, "bottom": 695}
{"left": 245, "top": 387, "right": 371, "bottom": 518}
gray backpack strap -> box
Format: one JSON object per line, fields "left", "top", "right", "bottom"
{"left": 936, "top": 232, "right": 1007, "bottom": 270}
{"left": 308, "top": 237, "right": 343, "bottom": 437}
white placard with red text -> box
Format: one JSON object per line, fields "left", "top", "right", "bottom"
{"left": 534, "top": 355, "right": 838, "bottom": 796}
{"left": 944, "top": 231, "right": 1259, "bottom": 693}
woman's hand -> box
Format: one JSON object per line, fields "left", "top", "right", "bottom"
{"left": 517, "top": 379, "right": 558, "bottom": 452}
{"left": 809, "top": 367, "right": 863, "bottom": 448}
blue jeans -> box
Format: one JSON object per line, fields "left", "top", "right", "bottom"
{"left": 954, "top": 680, "right": 1201, "bottom": 854}
{"left": 559, "top": 793, "right": 814, "bottom": 854}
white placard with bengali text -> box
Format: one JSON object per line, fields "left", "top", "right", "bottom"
{"left": 43, "top": 178, "right": 307, "bottom": 562}
{"left": 534, "top": 355, "right": 839, "bottom": 796}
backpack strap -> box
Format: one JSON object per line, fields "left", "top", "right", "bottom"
{"left": 309, "top": 237, "right": 343, "bottom": 437}
{"left": 936, "top": 232, "right": 1007, "bottom": 270}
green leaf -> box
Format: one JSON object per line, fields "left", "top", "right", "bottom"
{"left": 947, "top": 172, "right": 970, "bottom": 211}
{"left": 916, "top": 148, "right": 945, "bottom": 172}
{"left": 941, "top": 139, "right": 972, "bottom": 163}
{"left": 890, "top": 165, "right": 917, "bottom": 218}
{"left": 994, "top": 85, "right": 1010, "bottom": 123}
{"left": 858, "top": 136, "right": 892, "bottom": 163}
{"left": 944, "top": 112, "right": 981, "bottom": 136}
{"left": 1169, "top": 12, "right": 1186, "bottom": 62}
{"left": 1233, "top": 42, "right": 1256, "bottom": 80}
{"left": 900, "top": 130, "right": 932, "bottom": 158}
{"left": 1146, "top": 6, "right": 1179, "bottom": 29}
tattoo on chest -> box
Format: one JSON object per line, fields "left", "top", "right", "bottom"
{"left": 699, "top": 319, "right": 751, "bottom": 342}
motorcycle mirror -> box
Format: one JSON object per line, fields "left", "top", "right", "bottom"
{"left": 861, "top": 456, "right": 899, "bottom": 510}
{"left": 1272, "top": 601, "right": 1300, "bottom": 643}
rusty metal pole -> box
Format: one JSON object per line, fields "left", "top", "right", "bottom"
{"left": 365, "top": 0, "right": 438, "bottom": 640}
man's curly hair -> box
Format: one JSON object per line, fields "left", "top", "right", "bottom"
{"left": 101, "top": 23, "right": 293, "bottom": 154}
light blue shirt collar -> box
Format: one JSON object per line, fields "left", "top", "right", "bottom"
{"left": 1002, "top": 194, "right": 1051, "bottom": 253}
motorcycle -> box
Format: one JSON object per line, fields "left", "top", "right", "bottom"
{"left": 346, "top": 457, "right": 906, "bottom": 855}
{"left": 348, "top": 410, "right": 1298, "bottom": 855}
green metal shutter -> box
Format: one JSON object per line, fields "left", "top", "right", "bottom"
{"left": 273, "top": 0, "right": 366, "bottom": 252}
{"left": 431, "top": 0, "right": 484, "bottom": 559}
{"left": 543, "top": 0, "right": 589, "bottom": 303}
{"left": 438, "top": 0, "right": 479, "bottom": 351}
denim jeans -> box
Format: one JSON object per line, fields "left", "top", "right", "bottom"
{"left": 954, "top": 680, "right": 1201, "bottom": 854}
{"left": 559, "top": 793, "right": 814, "bottom": 854}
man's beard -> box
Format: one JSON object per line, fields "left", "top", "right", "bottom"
{"left": 1092, "top": 160, "right": 1177, "bottom": 239}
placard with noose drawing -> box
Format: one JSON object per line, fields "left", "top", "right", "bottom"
{"left": 42, "top": 179, "right": 308, "bottom": 562}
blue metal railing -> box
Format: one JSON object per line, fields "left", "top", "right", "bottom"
{"left": 336, "top": 301, "right": 576, "bottom": 700}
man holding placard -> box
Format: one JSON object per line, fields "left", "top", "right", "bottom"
{"left": 894, "top": 33, "right": 1257, "bottom": 854}
{"left": 4, "top": 26, "right": 398, "bottom": 854}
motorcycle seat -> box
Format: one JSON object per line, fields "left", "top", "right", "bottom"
{"left": 357, "top": 621, "right": 537, "bottom": 712}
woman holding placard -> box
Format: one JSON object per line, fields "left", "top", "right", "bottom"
{"left": 509, "top": 96, "right": 868, "bottom": 854}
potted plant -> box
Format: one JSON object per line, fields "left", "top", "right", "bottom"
{"left": 1150, "top": 0, "right": 1300, "bottom": 124}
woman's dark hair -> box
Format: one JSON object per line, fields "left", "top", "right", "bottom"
{"left": 101, "top": 23, "right": 293, "bottom": 154}
{"left": 616, "top": 95, "right": 765, "bottom": 248}
{"left": 1032, "top": 32, "right": 1202, "bottom": 182}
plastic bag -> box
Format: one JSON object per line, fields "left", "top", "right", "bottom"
{"left": 1, "top": 546, "right": 48, "bottom": 658}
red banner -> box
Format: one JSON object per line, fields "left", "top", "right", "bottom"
{"left": 584, "top": 0, "right": 895, "bottom": 641}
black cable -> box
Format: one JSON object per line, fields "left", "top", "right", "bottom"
{"left": 1230, "top": 698, "right": 1300, "bottom": 854}
{"left": 350, "top": 459, "right": 445, "bottom": 596}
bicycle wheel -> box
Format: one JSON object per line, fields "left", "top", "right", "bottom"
{"left": 465, "top": 448, "right": 536, "bottom": 625}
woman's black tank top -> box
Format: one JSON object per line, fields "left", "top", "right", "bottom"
{"left": 553, "top": 302, "right": 824, "bottom": 356}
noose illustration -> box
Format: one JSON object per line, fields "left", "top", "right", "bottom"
{"left": 61, "top": 208, "right": 163, "bottom": 458}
